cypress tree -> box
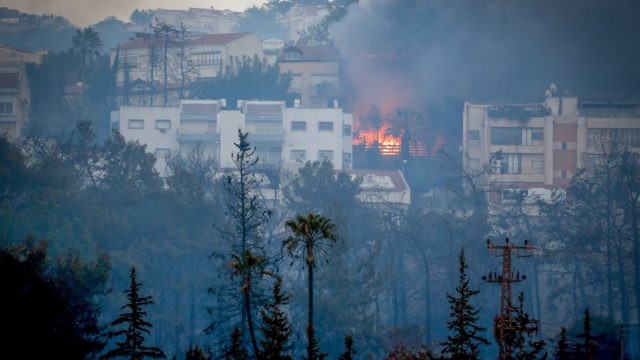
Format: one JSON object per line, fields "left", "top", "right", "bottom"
{"left": 441, "top": 248, "right": 489, "bottom": 360}
{"left": 102, "top": 267, "right": 165, "bottom": 359}
{"left": 259, "top": 277, "right": 293, "bottom": 360}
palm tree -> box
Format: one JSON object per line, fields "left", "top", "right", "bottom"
{"left": 72, "top": 27, "right": 103, "bottom": 84}
{"left": 284, "top": 213, "right": 337, "bottom": 359}
{"left": 385, "top": 109, "right": 424, "bottom": 159}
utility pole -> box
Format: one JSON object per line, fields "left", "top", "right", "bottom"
{"left": 483, "top": 238, "right": 534, "bottom": 360}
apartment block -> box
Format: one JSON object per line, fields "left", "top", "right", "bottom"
{"left": 111, "top": 99, "right": 353, "bottom": 175}
{"left": 462, "top": 96, "right": 640, "bottom": 201}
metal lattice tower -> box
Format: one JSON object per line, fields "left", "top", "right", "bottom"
{"left": 483, "top": 238, "right": 534, "bottom": 360}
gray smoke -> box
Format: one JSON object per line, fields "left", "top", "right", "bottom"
{"left": 333, "top": 0, "right": 640, "bottom": 139}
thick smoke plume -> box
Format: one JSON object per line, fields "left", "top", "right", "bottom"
{"left": 333, "top": 0, "right": 640, "bottom": 141}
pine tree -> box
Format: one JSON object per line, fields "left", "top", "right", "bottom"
{"left": 102, "top": 267, "right": 165, "bottom": 359}
{"left": 259, "top": 276, "right": 293, "bottom": 360}
{"left": 185, "top": 345, "right": 210, "bottom": 360}
{"left": 338, "top": 334, "right": 356, "bottom": 360}
{"left": 509, "top": 292, "right": 546, "bottom": 359}
{"left": 554, "top": 327, "right": 569, "bottom": 360}
{"left": 224, "top": 327, "right": 248, "bottom": 360}
{"left": 577, "top": 308, "right": 597, "bottom": 360}
{"left": 441, "top": 248, "right": 489, "bottom": 360}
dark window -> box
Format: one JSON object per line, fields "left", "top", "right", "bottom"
{"left": 532, "top": 128, "right": 544, "bottom": 141}
{"left": 491, "top": 127, "right": 521, "bottom": 145}
{"left": 291, "top": 121, "right": 306, "bottom": 131}
{"left": 343, "top": 124, "right": 352, "bottom": 136}
{"left": 318, "top": 121, "right": 334, "bottom": 131}
{"left": 467, "top": 130, "right": 480, "bottom": 141}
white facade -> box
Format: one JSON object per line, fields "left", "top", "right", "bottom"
{"left": 154, "top": 8, "right": 240, "bottom": 34}
{"left": 111, "top": 100, "right": 353, "bottom": 175}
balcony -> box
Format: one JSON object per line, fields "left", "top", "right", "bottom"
{"left": 177, "top": 132, "right": 220, "bottom": 143}
{"left": 247, "top": 131, "right": 285, "bottom": 143}
{"left": 0, "top": 115, "right": 16, "bottom": 123}
{"left": 245, "top": 114, "right": 283, "bottom": 123}
{"left": 180, "top": 113, "right": 217, "bottom": 122}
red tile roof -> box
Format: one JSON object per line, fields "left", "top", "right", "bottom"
{"left": 120, "top": 32, "right": 250, "bottom": 50}
{"left": 0, "top": 73, "right": 19, "bottom": 88}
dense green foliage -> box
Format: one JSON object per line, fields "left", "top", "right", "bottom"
{"left": 0, "top": 238, "right": 109, "bottom": 359}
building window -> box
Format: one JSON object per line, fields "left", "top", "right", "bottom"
{"left": 531, "top": 128, "right": 544, "bottom": 141}
{"left": 194, "top": 52, "right": 221, "bottom": 66}
{"left": 0, "top": 101, "right": 13, "bottom": 115}
{"left": 493, "top": 153, "right": 521, "bottom": 174}
{"left": 318, "top": 121, "right": 334, "bottom": 132}
{"left": 318, "top": 150, "right": 334, "bottom": 162}
{"left": 467, "top": 130, "right": 480, "bottom": 141}
{"left": 155, "top": 148, "right": 171, "bottom": 159}
{"left": 291, "top": 149, "right": 306, "bottom": 163}
{"left": 532, "top": 159, "right": 544, "bottom": 169}
{"left": 128, "top": 119, "right": 144, "bottom": 129}
{"left": 468, "top": 158, "right": 480, "bottom": 169}
{"left": 561, "top": 142, "right": 567, "bottom": 150}
{"left": 491, "top": 127, "right": 521, "bottom": 145}
{"left": 111, "top": 121, "right": 120, "bottom": 132}
{"left": 291, "top": 121, "right": 306, "bottom": 131}
{"left": 155, "top": 119, "right": 171, "bottom": 131}
{"left": 343, "top": 124, "right": 352, "bottom": 136}
{"left": 343, "top": 152, "right": 352, "bottom": 169}
{"left": 561, "top": 170, "right": 567, "bottom": 178}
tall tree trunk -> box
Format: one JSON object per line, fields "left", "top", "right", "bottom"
{"left": 308, "top": 262, "right": 314, "bottom": 359}
{"left": 606, "top": 165, "right": 615, "bottom": 318}
{"left": 244, "top": 279, "right": 260, "bottom": 360}
{"left": 631, "top": 192, "right": 640, "bottom": 348}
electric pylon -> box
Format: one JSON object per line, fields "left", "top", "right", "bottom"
{"left": 483, "top": 238, "right": 534, "bottom": 360}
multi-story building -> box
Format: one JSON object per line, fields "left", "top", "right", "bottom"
{"left": 111, "top": 99, "right": 353, "bottom": 174}
{"left": 344, "top": 169, "right": 411, "bottom": 208}
{"left": 111, "top": 32, "right": 263, "bottom": 106}
{"left": 0, "top": 44, "right": 44, "bottom": 138}
{"left": 462, "top": 96, "right": 640, "bottom": 202}
{"left": 278, "top": 38, "right": 340, "bottom": 108}
{"left": 276, "top": 5, "right": 330, "bottom": 41}
{"left": 153, "top": 8, "right": 240, "bottom": 34}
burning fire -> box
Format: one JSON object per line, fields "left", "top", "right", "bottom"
{"left": 355, "top": 124, "right": 402, "bottom": 156}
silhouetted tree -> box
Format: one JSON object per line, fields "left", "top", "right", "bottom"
{"left": 72, "top": 27, "right": 103, "bottom": 84}
{"left": 152, "top": 20, "right": 178, "bottom": 106}
{"left": 338, "top": 334, "right": 356, "bottom": 360}
{"left": 102, "top": 267, "right": 165, "bottom": 359}
{"left": 259, "top": 276, "right": 293, "bottom": 359}
{"left": 554, "top": 327, "right": 570, "bottom": 360}
{"left": 0, "top": 238, "right": 109, "bottom": 359}
{"left": 224, "top": 328, "right": 249, "bottom": 360}
{"left": 191, "top": 56, "right": 291, "bottom": 108}
{"left": 284, "top": 213, "right": 337, "bottom": 360}
{"left": 509, "top": 292, "right": 546, "bottom": 360}
{"left": 441, "top": 248, "right": 489, "bottom": 360}
{"left": 577, "top": 308, "right": 596, "bottom": 360}
{"left": 185, "top": 345, "right": 210, "bottom": 360}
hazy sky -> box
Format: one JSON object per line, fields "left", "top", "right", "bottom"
{"left": 3, "top": 0, "right": 267, "bottom": 26}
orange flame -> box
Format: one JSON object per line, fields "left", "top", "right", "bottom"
{"left": 354, "top": 124, "right": 402, "bottom": 156}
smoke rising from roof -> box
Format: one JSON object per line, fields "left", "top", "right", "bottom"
{"left": 333, "top": 0, "right": 640, "bottom": 138}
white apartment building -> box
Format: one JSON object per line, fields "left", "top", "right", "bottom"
{"left": 462, "top": 96, "right": 640, "bottom": 202}
{"left": 111, "top": 99, "right": 353, "bottom": 175}
{"left": 153, "top": 8, "right": 240, "bottom": 34}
